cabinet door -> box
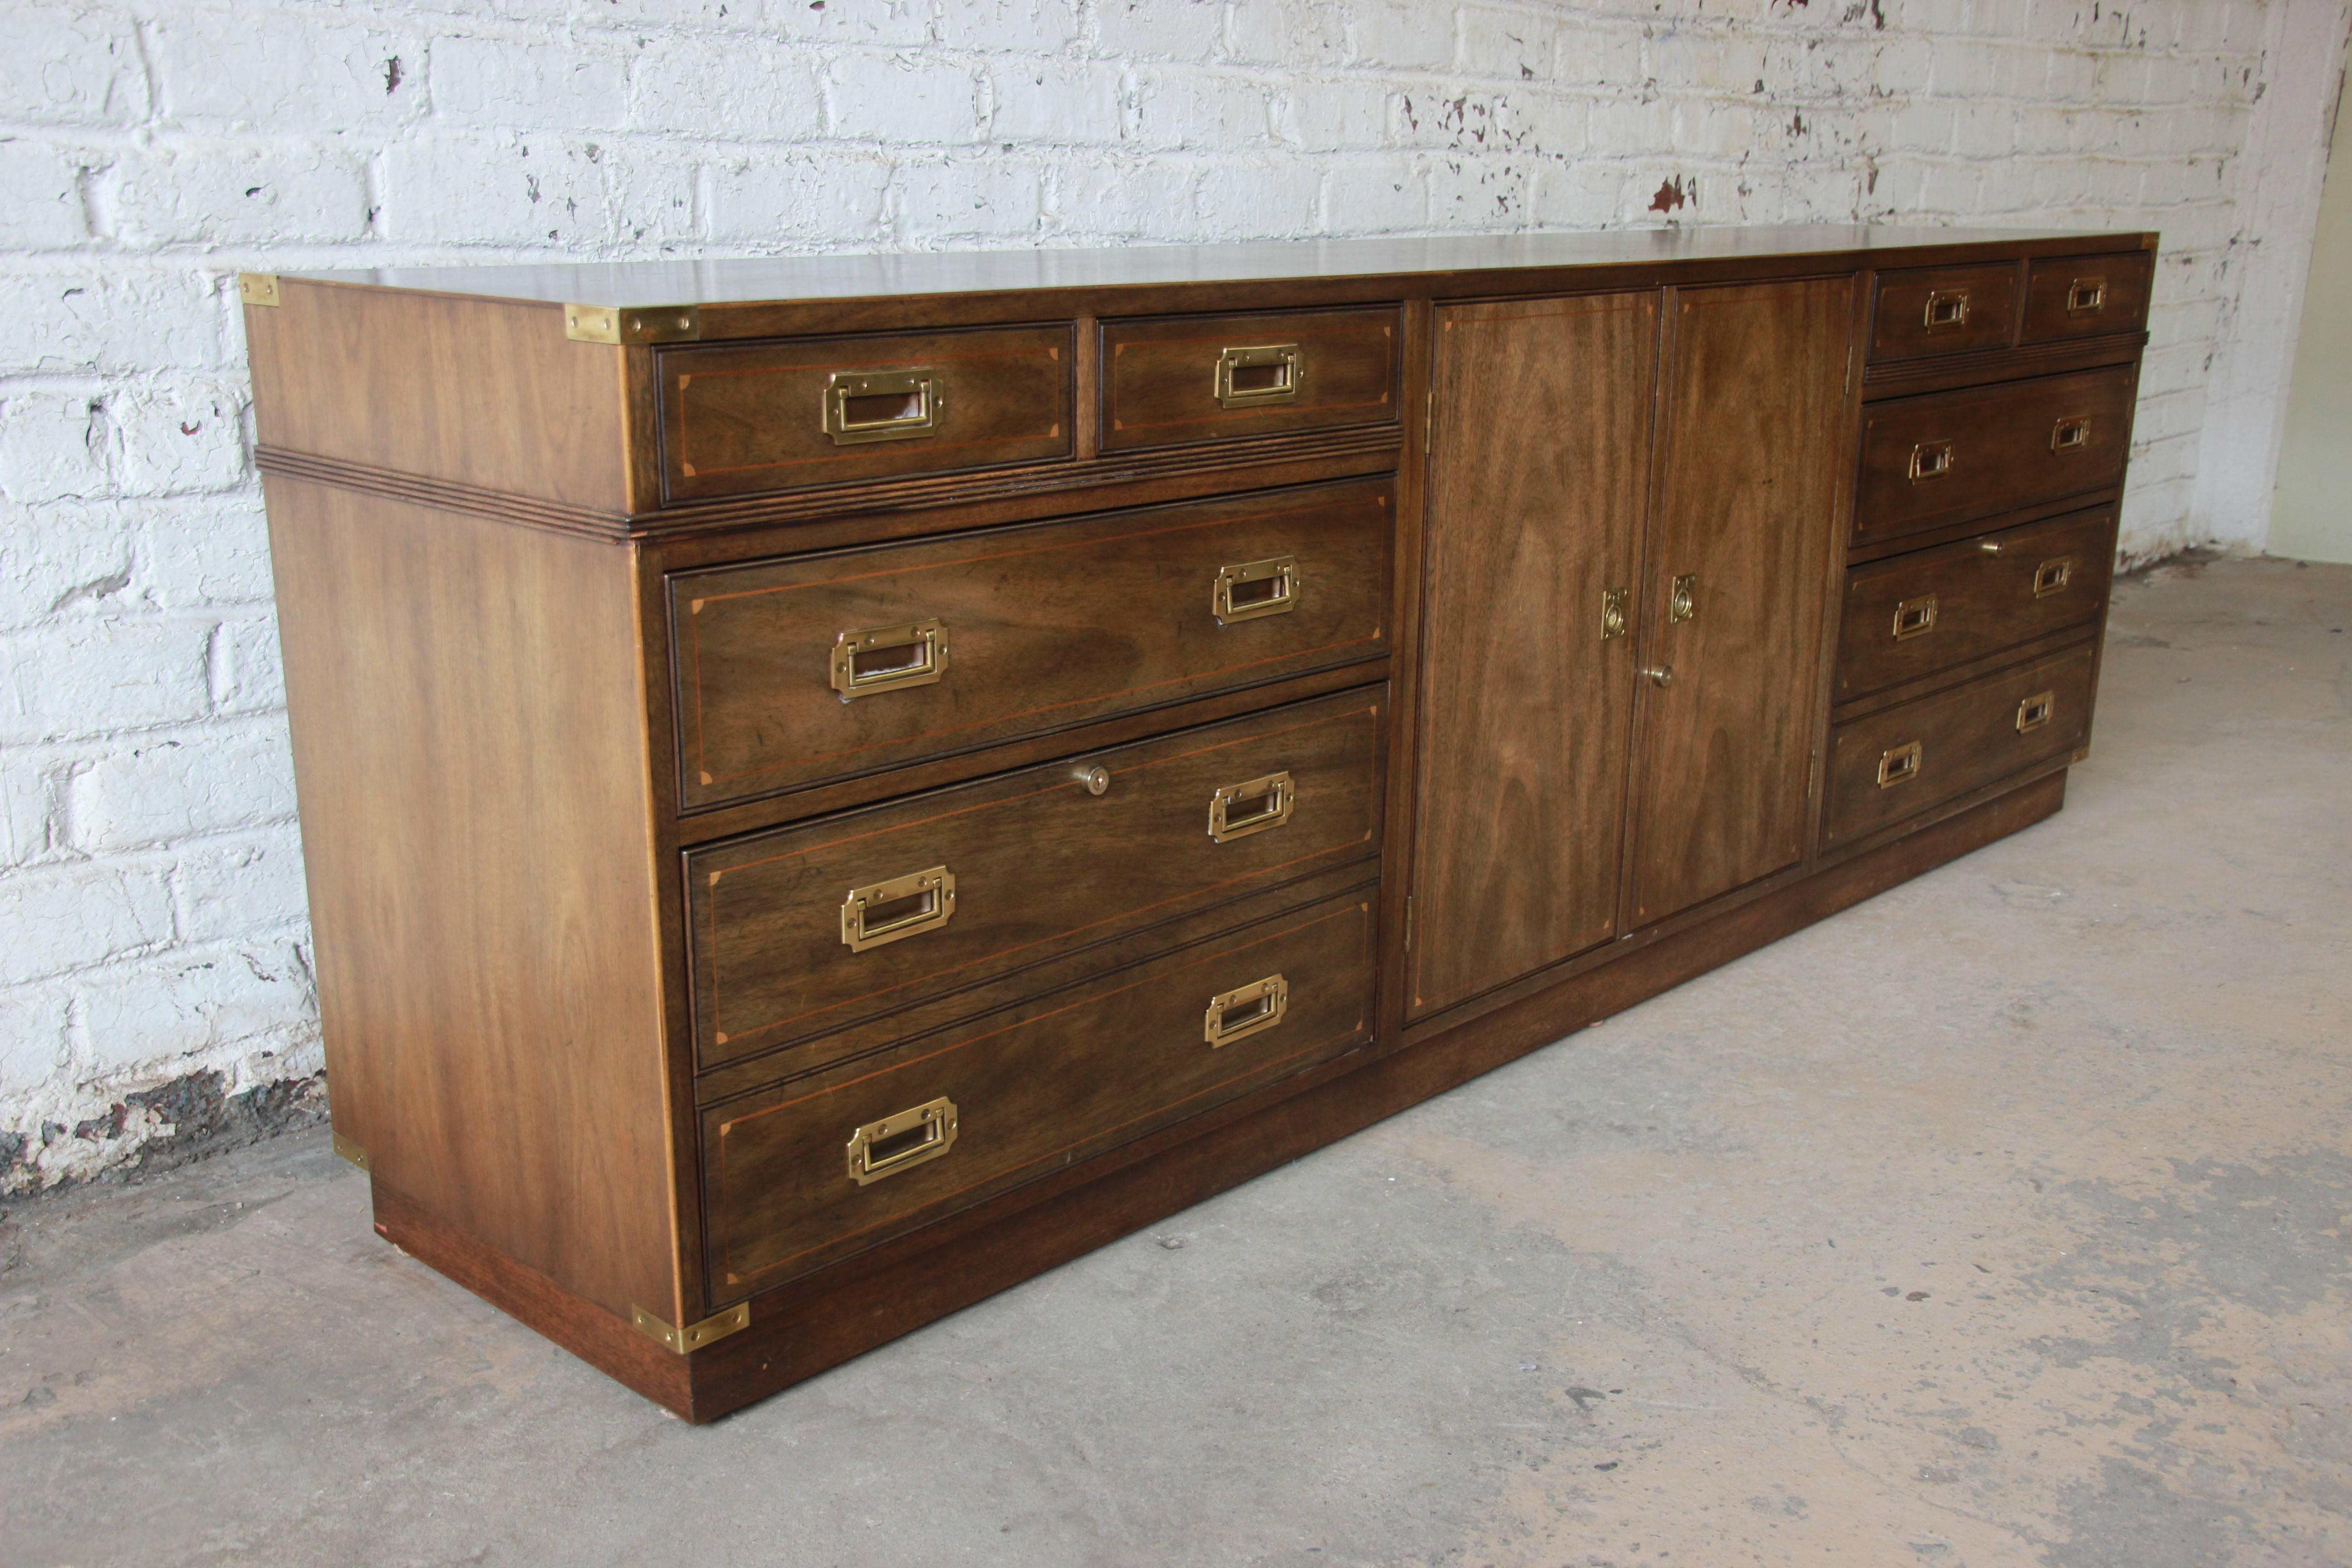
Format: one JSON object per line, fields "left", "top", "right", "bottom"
{"left": 1625, "top": 277, "right": 1855, "bottom": 926}
{"left": 1407, "top": 292, "right": 1657, "bottom": 1020}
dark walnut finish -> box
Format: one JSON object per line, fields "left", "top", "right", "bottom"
{"left": 246, "top": 224, "right": 2151, "bottom": 1421}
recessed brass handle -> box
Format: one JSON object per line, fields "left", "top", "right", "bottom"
{"left": 2065, "top": 277, "right": 2107, "bottom": 316}
{"left": 1669, "top": 573, "right": 1697, "bottom": 623}
{"left": 1073, "top": 764, "right": 1111, "bottom": 796}
{"left": 1204, "top": 974, "right": 1288, "bottom": 1047}
{"left": 1923, "top": 289, "right": 1970, "bottom": 330}
{"left": 1601, "top": 586, "right": 1629, "bottom": 641}
{"left": 2015, "top": 691, "right": 2055, "bottom": 733}
{"left": 1208, "top": 770, "right": 1294, "bottom": 843}
{"left": 1877, "top": 740, "right": 1923, "bottom": 788}
{"left": 2032, "top": 557, "right": 2073, "bottom": 598}
{"left": 830, "top": 618, "right": 946, "bottom": 700}
{"left": 1642, "top": 665, "right": 1674, "bottom": 689}
{"left": 2051, "top": 416, "right": 2092, "bottom": 452}
{"left": 1891, "top": 595, "right": 1938, "bottom": 641}
{"left": 1213, "top": 555, "right": 1299, "bottom": 624}
{"left": 823, "top": 368, "right": 943, "bottom": 444}
{"left": 841, "top": 866, "right": 956, "bottom": 952}
{"left": 846, "top": 1097, "right": 958, "bottom": 1186}
{"left": 1910, "top": 441, "right": 1955, "bottom": 482}
{"left": 1215, "top": 343, "right": 1301, "bottom": 407}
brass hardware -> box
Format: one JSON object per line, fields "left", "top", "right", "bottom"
{"left": 1074, "top": 764, "right": 1111, "bottom": 797}
{"left": 829, "top": 618, "right": 946, "bottom": 700}
{"left": 331, "top": 1130, "right": 369, "bottom": 1170}
{"left": 1891, "top": 595, "right": 1939, "bottom": 641}
{"left": 840, "top": 866, "right": 956, "bottom": 952}
{"left": 823, "top": 367, "right": 944, "bottom": 444}
{"left": 1669, "top": 573, "right": 1697, "bottom": 624}
{"left": 1204, "top": 974, "right": 1289, "bottom": 1048}
{"left": 1208, "top": 770, "right": 1294, "bottom": 843}
{"left": 563, "top": 303, "right": 701, "bottom": 345}
{"left": 2032, "top": 557, "right": 2073, "bottom": 598}
{"left": 1601, "top": 586, "right": 1629, "bottom": 641}
{"left": 1923, "top": 289, "right": 1970, "bottom": 330}
{"left": 1642, "top": 665, "right": 1674, "bottom": 689}
{"left": 1213, "top": 555, "right": 1299, "bottom": 625}
{"left": 1909, "top": 441, "right": 1954, "bottom": 482}
{"left": 2015, "top": 690, "right": 2055, "bottom": 733}
{"left": 237, "top": 273, "right": 281, "bottom": 308}
{"left": 1876, "top": 740, "right": 1923, "bottom": 788}
{"left": 1214, "top": 343, "right": 1302, "bottom": 407}
{"left": 2050, "top": 416, "right": 2092, "bottom": 452}
{"left": 632, "top": 1301, "right": 750, "bottom": 1354}
{"left": 847, "top": 1097, "right": 959, "bottom": 1186}
{"left": 2065, "top": 277, "right": 2108, "bottom": 316}
{"left": 1980, "top": 539, "right": 2004, "bottom": 555}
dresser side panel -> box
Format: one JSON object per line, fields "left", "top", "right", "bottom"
{"left": 265, "top": 475, "right": 679, "bottom": 1323}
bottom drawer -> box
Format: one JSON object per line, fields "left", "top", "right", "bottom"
{"left": 703, "top": 887, "right": 1377, "bottom": 1298}
{"left": 1825, "top": 643, "right": 2096, "bottom": 848}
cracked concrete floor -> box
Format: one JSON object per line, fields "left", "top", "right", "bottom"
{"left": 1, "top": 556, "right": 2345, "bottom": 1568}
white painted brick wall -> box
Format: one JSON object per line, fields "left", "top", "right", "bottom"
{"left": 0, "top": 0, "right": 2346, "bottom": 1188}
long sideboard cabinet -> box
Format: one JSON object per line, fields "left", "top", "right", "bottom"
{"left": 240, "top": 225, "right": 2153, "bottom": 1421}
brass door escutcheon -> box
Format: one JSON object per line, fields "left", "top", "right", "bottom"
{"left": 1669, "top": 573, "right": 1697, "bottom": 623}
{"left": 1601, "top": 586, "right": 1629, "bottom": 641}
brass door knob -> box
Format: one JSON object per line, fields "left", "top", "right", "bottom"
{"left": 1643, "top": 665, "right": 1674, "bottom": 688}
{"left": 1074, "top": 764, "right": 1111, "bottom": 796}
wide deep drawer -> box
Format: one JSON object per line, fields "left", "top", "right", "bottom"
{"left": 701, "top": 886, "right": 1376, "bottom": 1295}
{"left": 2021, "top": 250, "right": 2153, "bottom": 344}
{"left": 657, "top": 325, "right": 1073, "bottom": 503}
{"left": 1824, "top": 643, "right": 2096, "bottom": 848}
{"left": 1834, "top": 506, "right": 2117, "bottom": 703}
{"left": 669, "top": 478, "right": 1393, "bottom": 810}
{"left": 1100, "top": 307, "right": 1401, "bottom": 451}
{"left": 1853, "top": 366, "right": 2135, "bottom": 549}
{"left": 1867, "top": 263, "right": 2019, "bottom": 362}
{"left": 686, "top": 686, "right": 1384, "bottom": 1070}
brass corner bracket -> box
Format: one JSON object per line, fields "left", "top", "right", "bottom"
{"left": 239, "top": 273, "right": 281, "bottom": 308}
{"left": 632, "top": 1301, "right": 750, "bottom": 1354}
{"left": 565, "top": 303, "right": 701, "bottom": 345}
{"left": 330, "top": 1130, "right": 370, "bottom": 1170}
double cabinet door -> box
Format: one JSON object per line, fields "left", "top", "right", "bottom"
{"left": 1408, "top": 277, "right": 1855, "bottom": 1020}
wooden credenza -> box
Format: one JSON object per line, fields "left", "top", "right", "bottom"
{"left": 242, "top": 226, "right": 2153, "bottom": 1421}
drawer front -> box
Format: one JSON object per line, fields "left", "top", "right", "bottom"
{"left": 1868, "top": 263, "right": 2019, "bottom": 362}
{"left": 1835, "top": 506, "right": 2117, "bottom": 703}
{"left": 702, "top": 888, "right": 1376, "bottom": 1294}
{"left": 2021, "top": 250, "right": 2153, "bottom": 344}
{"left": 1853, "top": 366, "right": 2135, "bottom": 549}
{"left": 670, "top": 478, "right": 1392, "bottom": 810}
{"left": 657, "top": 325, "right": 1073, "bottom": 503}
{"left": 1100, "top": 307, "right": 1401, "bottom": 451}
{"left": 686, "top": 687, "right": 1384, "bottom": 1070}
{"left": 1824, "top": 644, "right": 2096, "bottom": 848}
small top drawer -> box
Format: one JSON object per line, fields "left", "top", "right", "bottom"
{"left": 2021, "top": 250, "right": 2153, "bottom": 344}
{"left": 1868, "top": 264, "right": 2019, "bottom": 362}
{"left": 1100, "top": 307, "right": 1401, "bottom": 451}
{"left": 657, "top": 324, "right": 1073, "bottom": 503}
{"left": 1852, "top": 365, "right": 2136, "bottom": 549}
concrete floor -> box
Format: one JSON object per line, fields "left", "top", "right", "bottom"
{"left": 1, "top": 556, "right": 2345, "bottom": 1568}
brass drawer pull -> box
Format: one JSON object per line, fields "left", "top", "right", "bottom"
{"left": 1669, "top": 572, "right": 1697, "bottom": 623}
{"left": 830, "top": 618, "right": 946, "bottom": 700}
{"left": 1923, "top": 289, "right": 1970, "bottom": 331}
{"left": 1909, "top": 441, "right": 1954, "bottom": 482}
{"left": 823, "top": 368, "right": 943, "bottom": 444}
{"left": 1213, "top": 555, "right": 1299, "bottom": 624}
{"left": 2066, "top": 276, "right": 2107, "bottom": 316}
{"left": 1214, "top": 343, "right": 1301, "bottom": 407}
{"left": 2015, "top": 690, "right": 2055, "bottom": 733}
{"left": 1601, "top": 585, "right": 1629, "bottom": 641}
{"left": 1891, "top": 595, "right": 1938, "bottom": 641}
{"left": 847, "top": 1097, "right": 958, "bottom": 1186}
{"left": 1204, "top": 974, "right": 1288, "bottom": 1047}
{"left": 1877, "top": 740, "right": 1923, "bottom": 788}
{"left": 841, "top": 866, "right": 956, "bottom": 952}
{"left": 2050, "top": 416, "right": 2092, "bottom": 452}
{"left": 1643, "top": 664, "right": 1674, "bottom": 689}
{"left": 2032, "top": 557, "right": 2073, "bottom": 598}
{"left": 1208, "top": 770, "right": 1294, "bottom": 843}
